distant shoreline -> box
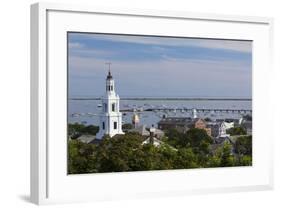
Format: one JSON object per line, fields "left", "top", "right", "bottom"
{"left": 69, "top": 97, "right": 252, "bottom": 101}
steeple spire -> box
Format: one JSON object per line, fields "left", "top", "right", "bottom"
{"left": 105, "top": 62, "right": 113, "bottom": 80}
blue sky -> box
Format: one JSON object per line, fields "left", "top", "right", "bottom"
{"left": 68, "top": 33, "right": 252, "bottom": 98}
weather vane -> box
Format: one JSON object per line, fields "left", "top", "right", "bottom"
{"left": 105, "top": 62, "right": 111, "bottom": 72}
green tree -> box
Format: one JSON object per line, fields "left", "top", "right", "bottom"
{"left": 140, "top": 144, "right": 163, "bottom": 170}
{"left": 164, "top": 128, "right": 184, "bottom": 148}
{"left": 80, "top": 125, "right": 99, "bottom": 135}
{"left": 226, "top": 126, "right": 247, "bottom": 136}
{"left": 174, "top": 128, "right": 212, "bottom": 167}
{"left": 207, "top": 155, "right": 221, "bottom": 167}
{"left": 68, "top": 126, "right": 252, "bottom": 174}
{"left": 238, "top": 155, "right": 252, "bottom": 166}
{"left": 157, "top": 144, "right": 178, "bottom": 169}
{"left": 122, "top": 123, "right": 133, "bottom": 130}
{"left": 174, "top": 148, "right": 198, "bottom": 169}
{"left": 68, "top": 123, "right": 99, "bottom": 139}
{"left": 68, "top": 123, "right": 84, "bottom": 139}
{"left": 68, "top": 139, "right": 97, "bottom": 174}
{"left": 184, "top": 128, "right": 212, "bottom": 148}
{"left": 95, "top": 133, "right": 144, "bottom": 172}
{"left": 220, "top": 143, "right": 235, "bottom": 167}
{"left": 234, "top": 135, "right": 252, "bottom": 155}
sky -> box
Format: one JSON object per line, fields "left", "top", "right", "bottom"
{"left": 68, "top": 32, "right": 252, "bottom": 98}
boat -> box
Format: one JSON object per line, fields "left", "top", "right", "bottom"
{"left": 71, "top": 113, "right": 80, "bottom": 117}
{"left": 97, "top": 104, "right": 102, "bottom": 107}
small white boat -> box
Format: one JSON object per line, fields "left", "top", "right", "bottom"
{"left": 97, "top": 104, "right": 102, "bottom": 107}
{"left": 71, "top": 113, "right": 80, "bottom": 117}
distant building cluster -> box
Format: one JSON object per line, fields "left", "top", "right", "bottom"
{"left": 158, "top": 117, "right": 213, "bottom": 136}
{"left": 158, "top": 115, "right": 252, "bottom": 140}
{"left": 157, "top": 112, "right": 252, "bottom": 153}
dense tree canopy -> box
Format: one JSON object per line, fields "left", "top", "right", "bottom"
{"left": 68, "top": 139, "right": 97, "bottom": 174}
{"left": 122, "top": 123, "right": 134, "bottom": 130}
{"left": 234, "top": 135, "right": 252, "bottom": 155}
{"left": 226, "top": 126, "right": 247, "bottom": 136}
{"left": 68, "top": 123, "right": 99, "bottom": 139}
{"left": 68, "top": 125, "right": 252, "bottom": 174}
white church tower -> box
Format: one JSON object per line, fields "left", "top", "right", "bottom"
{"left": 96, "top": 64, "right": 124, "bottom": 139}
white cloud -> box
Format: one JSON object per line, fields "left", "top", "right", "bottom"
{"left": 69, "top": 48, "right": 115, "bottom": 57}
{"left": 68, "top": 42, "right": 84, "bottom": 49}
{"left": 70, "top": 33, "right": 252, "bottom": 53}
{"left": 68, "top": 55, "right": 251, "bottom": 97}
{"left": 68, "top": 33, "right": 252, "bottom": 97}
{"left": 193, "top": 39, "right": 252, "bottom": 53}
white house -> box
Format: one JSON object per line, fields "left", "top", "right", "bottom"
{"left": 219, "top": 121, "right": 234, "bottom": 137}
{"left": 142, "top": 125, "right": 163, "bottom": 147}
{"left": 95, "top": 70, "right": 124, "bottom": 139}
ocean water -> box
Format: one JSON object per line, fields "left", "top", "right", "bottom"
{"left": 68, "top": 99, "right": 252, "bottom": 127}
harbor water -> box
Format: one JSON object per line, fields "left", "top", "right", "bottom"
{"left": 68, "top": 99, "right": 252, "bottom": 127}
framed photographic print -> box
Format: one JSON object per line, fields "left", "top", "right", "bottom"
{"left": 30, "top": 2, "right": 274, "bottom": 205}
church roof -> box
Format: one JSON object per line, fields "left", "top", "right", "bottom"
{"left": 142, "top": 137, "right": 162, "bottom": 147}
{"left": 129, "top": 125, "right": 150, "bottom": 136}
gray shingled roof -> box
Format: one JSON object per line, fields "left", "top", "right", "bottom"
{"left": 129, "top": 125, "right": 150, "bottom": 136}
{"left": 76, "top": 134, "right": 96, "bottom": 144}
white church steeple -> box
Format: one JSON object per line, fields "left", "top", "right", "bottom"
{"left": 96, "top": 64, "right": 124, "bottom": 139}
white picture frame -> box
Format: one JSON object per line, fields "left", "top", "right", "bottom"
{"left": 30, "top": 2, "right": 274, "bottom": 205}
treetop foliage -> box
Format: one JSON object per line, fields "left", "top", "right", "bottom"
{"left": 68, "top": 124, "right": 252, "bottom": 174}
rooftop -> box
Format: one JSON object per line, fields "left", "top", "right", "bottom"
{"left": 76, "top": 134, "right": 96, "bottom": 144}
{"left": 158, "top": 117, "right": 192, "bottom": 124}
